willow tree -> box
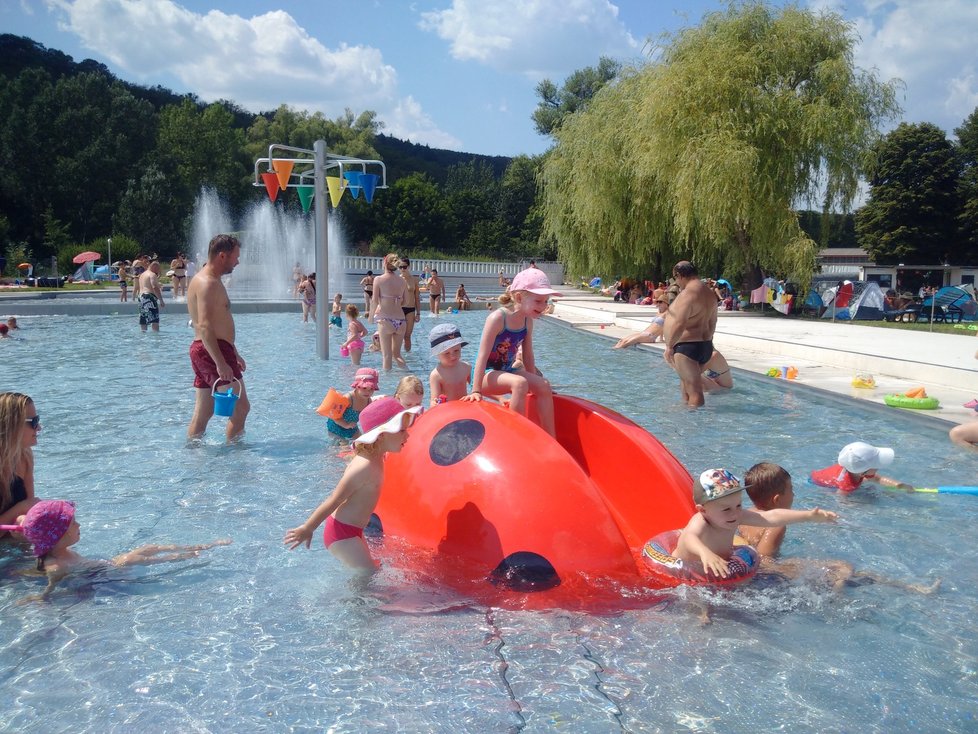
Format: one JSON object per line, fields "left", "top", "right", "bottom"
{"left": 540, "top": 3, "right": 900, "bottom": 286}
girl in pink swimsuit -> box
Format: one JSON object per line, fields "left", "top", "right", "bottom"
{"left": 340, "top": 304, "right": 369, "bottom": 366}
{"left": 283, "top": 398, "right": 422, "bottom": 572}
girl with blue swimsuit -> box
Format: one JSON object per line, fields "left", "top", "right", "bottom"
{"left": 462, "top": 268, "right": 563, "bottom": 437}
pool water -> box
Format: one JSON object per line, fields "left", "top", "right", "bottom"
{"left": 2, "top": 310, "right": 977, "bottom": 732}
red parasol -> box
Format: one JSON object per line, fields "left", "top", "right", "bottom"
{"left": 72, "top": 251, "right": 101, "bottom": 264}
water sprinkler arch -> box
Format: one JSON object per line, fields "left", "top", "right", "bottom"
{"left": 253, "top": 141, "right": 387, "bottom": 359}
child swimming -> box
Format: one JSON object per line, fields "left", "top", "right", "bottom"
{"left": 738, "top": 462, "right": 939, "bottom": 593}
{"left": 463, "top": 268, "right": 560, "bottom": 436}
{"left": 428, "top": 323, "right": 470, "bottom": 405}
{"left": 1, "top": 500, "right": 230, "bottom": 600}
{"left": 284, "top": 398, "right": 421, "bottom": 572}
{"left": 810, "top": 441, "right": 912, "bottom": 492}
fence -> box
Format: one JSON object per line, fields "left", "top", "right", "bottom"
{"left": 342, "top": 256, "right": 564, "bottom": 285}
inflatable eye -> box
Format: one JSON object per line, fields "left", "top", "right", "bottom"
{"left": 429, "top": 419, "right": 486, "bottom": 466}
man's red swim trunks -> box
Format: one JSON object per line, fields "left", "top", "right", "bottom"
{"left": 190, "top": 339, "right": 242, "bottom": 389}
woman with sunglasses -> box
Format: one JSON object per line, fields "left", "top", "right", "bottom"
{"left": 612, "top": 294, "right": 672, "bottom": 349}
{"left": 0, "top": 392, "right": 41, "bottom": 533}
{"left": 372, "top": 253, "right": 408, "bottom": 370}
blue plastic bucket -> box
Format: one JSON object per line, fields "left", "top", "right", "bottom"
{"left": 212, "top": 378, "right": 242, "bottom": 417}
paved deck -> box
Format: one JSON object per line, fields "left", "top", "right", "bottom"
{"left": 550, "top": 292, "right": 978, "bottom": 427}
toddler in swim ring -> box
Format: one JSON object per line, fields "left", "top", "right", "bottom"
{"left": 810, "top": 442, "right": 912, "bottom": 492}
{"left": 284, "top": 398, "right": 422, "bottom": 572}
{"left": 2, "top": 500, "right": 230, "bottom": 601}
{"left": 674, "top": 468, "right": 838, "bottom": 579}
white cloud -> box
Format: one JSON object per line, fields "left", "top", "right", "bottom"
{"left": 815, "top": 0, "right": 978, "bottom": 135}
{"left": 385, "top": 95, "right": 463, "bottom": 150}
{"left": 44, "top": 0, "right": 461, "bottom": 148}
{"left": 419, "top": 0, "right": 640, "bottom": 80}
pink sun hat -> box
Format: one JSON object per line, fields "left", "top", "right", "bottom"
{"left": 508, "top": 269, "right": 563, "bottom": 297}
{"left": 353, "top": 397, "right": 422, "bottom": 446}
{"left": 0, "top": 499, "right": 76, "bottom": 556}
{"left": 351, "top": 367, "right": 380, "bottom": 390}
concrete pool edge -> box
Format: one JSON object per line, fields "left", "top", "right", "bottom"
{"left": 546, "top": 300, "right": 977, "bottom": 429}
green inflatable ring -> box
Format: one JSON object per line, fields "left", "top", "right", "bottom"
{"left": 884, "top": 394, "right": 940, "bottom": 410}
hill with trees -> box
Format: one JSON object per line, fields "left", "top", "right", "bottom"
{"left": 0, "top": 34, "right": 547, "bottom": 277}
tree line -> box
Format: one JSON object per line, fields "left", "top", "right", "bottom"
{"left": 530, "top": 4, "right": 978, "bottom": 288}
{"left": 0, "top": 34, "right": 549, "bottom": 277}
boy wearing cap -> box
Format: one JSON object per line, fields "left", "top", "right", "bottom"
{"left": 674, "top": 468, "right": 838, "bottom": 579}
{"left": 810, "top": 441, "right": 912, "bottom": 492}
{"left": 285, "top": 398, "right": 422, "bottom": 572}
{"left": 428, "top": 323, "right": 471, "bottom": 406}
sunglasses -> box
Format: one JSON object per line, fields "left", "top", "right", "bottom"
{"left": 398, "top": 265, "right": 408, "bottom": 270}
{"left": 25, "top": 415, "right": 41, "bottom": 429}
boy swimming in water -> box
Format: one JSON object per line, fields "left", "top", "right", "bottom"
{"left": 738, "top": 462, "right": 939, "bottom": 593}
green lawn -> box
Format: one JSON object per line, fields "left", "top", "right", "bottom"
{"left": 767, "top": 310, "right": 977, "bottom": 337}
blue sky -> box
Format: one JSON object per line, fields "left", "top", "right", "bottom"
{"left": 3, "top": 0, "right": 977, "bottom": 157}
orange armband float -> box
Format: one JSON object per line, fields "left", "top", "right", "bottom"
{"left": 316, "top": 387, "right": 350, "bottom": 420}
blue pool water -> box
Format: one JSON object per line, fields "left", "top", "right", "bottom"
{"left": 2, "top": 310, "right": 977, "bottom": 732}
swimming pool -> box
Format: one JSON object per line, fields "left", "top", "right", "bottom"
{"left": 2, "top": 310, "right": 977, "bottom": 732}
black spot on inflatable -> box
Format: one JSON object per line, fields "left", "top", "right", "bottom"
{"left": 489, "top": 551, "right": 560, "bottom": 592}
{"left": 429, "top": 419, "right": 486, "bottom": 466}
{"left": 365, "top": 512, "right": 383, "bottom": 537}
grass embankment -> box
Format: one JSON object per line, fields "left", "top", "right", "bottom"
{"left": 761, "top": 310, "right": 976, "bottom": 337}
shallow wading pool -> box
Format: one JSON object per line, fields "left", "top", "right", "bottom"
{"left": 1, "top": 310, "right": 977, "bottom": 732}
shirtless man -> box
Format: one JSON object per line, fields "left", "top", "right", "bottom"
{"left": 399, "top": 257, "right": 421, "bottom": 351}
{"left": 137, "top": 261, "right": 165, "bottom": 332}
{"left": 428, "top": 268, "right": 444, "bottom": 315}
{"left": 186, "top": 234, "right": 249, "bottom": 441}
{"left": 663, "top": 260, "right": 718, "bottom": 407}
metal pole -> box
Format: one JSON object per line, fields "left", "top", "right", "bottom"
{"left": 107, "top": 237, "right": 112, "bottom": 279}
{"left": 929, "top": 286, "right": 936, "bottom": 332}
{"left": 314, "top": 140, "right": 330, "bottom": 359}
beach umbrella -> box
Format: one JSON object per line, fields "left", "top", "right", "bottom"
{"left": 72, "top": 251, "right": 101, "bottom": 264}
{"left": 17, "top": 262, "right": 31, "bottom": 270}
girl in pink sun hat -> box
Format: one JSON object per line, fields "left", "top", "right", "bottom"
{"left": 284, "top": 397, "right": 421, "bottom": 572}
{"left": 322, "top": 367, "right": 379, "bottom": 441}
{"left": 1, "top": 499, "right": 230, "bottom": 600}
{"left": 462, "top": 267, "right": 562, "bottom": 436}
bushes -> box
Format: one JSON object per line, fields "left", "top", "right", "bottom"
{"left": 56, "top": 235, "right": 142, "bottom": 275}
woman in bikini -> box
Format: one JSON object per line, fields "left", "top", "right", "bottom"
{"left": 360, "top": 270, "right": 375, "bottom": 322}
{"left": 372, "top": 253, "right": 408, "bottom": 370}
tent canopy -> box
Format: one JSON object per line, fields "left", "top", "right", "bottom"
{"left": 820, "top": 280, "right": 885, "bottom": 320}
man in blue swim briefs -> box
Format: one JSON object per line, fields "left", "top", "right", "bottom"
{"left": 663, "top": 260, "right": 718, "bottom": 407}
{"left": 186, "top": 234, "right": 250, "bottom": 441}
